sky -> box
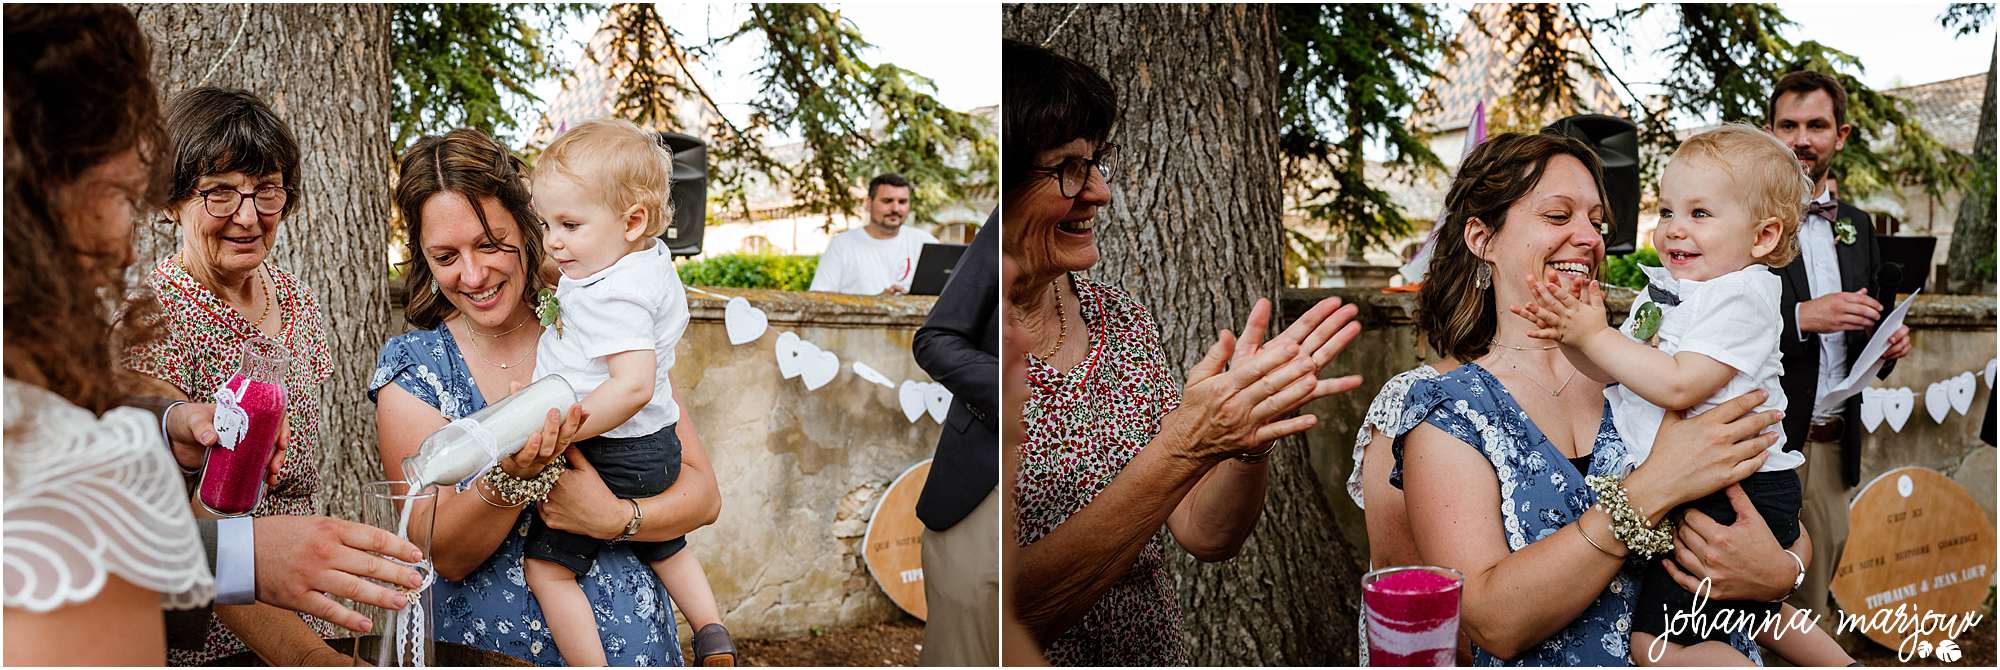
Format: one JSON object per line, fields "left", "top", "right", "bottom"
{"left": 523, "top": 1, "right": 1001, "bottom": 145}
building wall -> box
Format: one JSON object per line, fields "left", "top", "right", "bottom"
{"left": 673, "top": 288, "right": 950, "bottom": 638}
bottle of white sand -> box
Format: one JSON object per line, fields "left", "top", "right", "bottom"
{"left": 402, "top": 375, "right": 578, "bottom": 489}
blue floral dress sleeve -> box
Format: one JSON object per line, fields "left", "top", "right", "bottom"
{"left": 1384, "top": 364, "right": 1763, "bottom": 666}
{"left": 370, "top": 323, "right": 683, "bottom": 666}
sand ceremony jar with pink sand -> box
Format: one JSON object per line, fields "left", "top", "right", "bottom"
{"left": 197, "top": 336, "right": 290, "bottom": 517}
{"left": 1362, "top": 565, "right": 1464, "bottom": 666}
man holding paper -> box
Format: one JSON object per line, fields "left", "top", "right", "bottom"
{"left": 1766, "top": 70, "right": 1914, "bottom": 629}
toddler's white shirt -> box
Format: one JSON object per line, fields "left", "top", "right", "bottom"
{"left": 1607, "top": 263, "right": 1799, "bottom": 473}
{"left": 534, "top": 238, "right": 686, "bottom": 437}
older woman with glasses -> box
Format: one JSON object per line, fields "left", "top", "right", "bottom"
{"left": 124, "top": 86, "right": 347, "bottom": 665}
{"left": 1002, "top": 39, "right": 1364, "bottom": 665}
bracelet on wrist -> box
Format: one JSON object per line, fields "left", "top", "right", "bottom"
{"left": 471, "top": 477, "right": 526, "bottom": 509}
{"left": 161, "top": 401, "right": 201, "bottom": 476}
{"left": 1235, "top": 442, "right": 1277, "bottom": 464}
{"left": 1585, "top": 474, "right": 1676, "bottom": 559}
{"left": 1576, "top": 515, "right": 1623, "bottom": 558}
{"left": 1775, "top": 549, "right": 1806, "bottom": 602}
{"left": 483, "top": 455, "right": 565, "bottom": 506}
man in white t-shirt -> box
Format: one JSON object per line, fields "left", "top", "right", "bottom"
{"left": 810, "top": 173, "right": 939, "bottom": 295}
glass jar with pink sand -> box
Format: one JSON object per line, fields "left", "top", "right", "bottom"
{"left": 196, "top": 336, "right": 290, "bottom": 517}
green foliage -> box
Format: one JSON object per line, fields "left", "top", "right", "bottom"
{"left": 722, "top": 4, "right": 995, "bottom": 226}
{"left": 1278, "top": 3, "right": 1456, "bottom": 259}
{"left": 677, "top": 253, "right": 819, "bottom": 291}
{"left": 590, "top": 4, "right": 994, "bottom": 229}
{"left": 390, "top": 4, "right": 595, "bottom": 151}
{"left": 1579, "top": 4, "right": 1970, "bottom": 200}
{"left": 1941, "top": 3, "right": 1994, "bottom": 36}
{"left": 1600, "top": 246, "right": 1660, "bottom": 290}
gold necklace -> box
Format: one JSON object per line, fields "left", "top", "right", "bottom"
{"left": 251, "top": 265, "right": 273, "bottom": 329}
{"left": 468, "top": 314, "right": 531, "bottom": 339}
{"left": 1032, "top": 280, "right": 1067, "bottom": 361}
{"left": 1491, "top": 339, "right": 1557, "bottom": 351}
{"left": 463, "top": 318, "right": 532, "bottom": 370}
{"left": 1504, "top": 349, "right": 1577, "bottom": 397}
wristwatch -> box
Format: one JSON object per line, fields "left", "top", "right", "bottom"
{"left": 617, "top": 498, "right": 643, "bottom": 541}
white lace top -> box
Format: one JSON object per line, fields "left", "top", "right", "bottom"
{"left": 3, "top": 378, "right": 213, "bottom": 612}
{"left": 1345, "top": 364, "right": 1441, "bottom": 509}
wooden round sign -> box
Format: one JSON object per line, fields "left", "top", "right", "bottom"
{"left": 1830, "top": 467, "right": 1993, "bottom": 651}
{"left": 863, "top": 459, "right": 930, "bottom": 621}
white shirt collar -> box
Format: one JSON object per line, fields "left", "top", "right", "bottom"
{"left": 562, "top": 238, "right": 665, "bottom": 288}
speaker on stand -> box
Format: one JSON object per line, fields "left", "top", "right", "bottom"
{"left": 1544, "top": 114, "right": 1640, "bottom": 255}
{"left": 657, "top": 132, "right": 707, "bottom": 257}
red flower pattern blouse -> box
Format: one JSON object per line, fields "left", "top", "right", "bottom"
{"left": 1014, "top": 273, "right": 1189, "bottom": 666}
{"left": 125, "top": 255, "right": 337, "bottom": 665}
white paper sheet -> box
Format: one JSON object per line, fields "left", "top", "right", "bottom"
{"left": 1813, "top": 289, "right": 1919, "bottom": 416}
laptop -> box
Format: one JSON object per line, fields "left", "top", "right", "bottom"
{"left": 1875, "top": 236, "right": 1937, "bottom": 296}
{"left": 907, "top": 243, "right": 970, "bottom": 296}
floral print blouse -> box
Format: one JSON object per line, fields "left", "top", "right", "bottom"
{"left": 371, "top": 323, "right": 682, "bottom": 666}
{"left": 1389, "top": 363, "right": 1761, "bottom": 666}
{"left": 1014, "top": 273, "right": 1188, "bottom": 666}
{"left": 126, "top": 255, "right": 337, "bottom": 666}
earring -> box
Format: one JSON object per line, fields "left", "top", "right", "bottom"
{"left": 1475, "top": 263, "right": 1491, "bottom": 290}
{"left": 431, "top": 278, "right": 442, "bottom": 295}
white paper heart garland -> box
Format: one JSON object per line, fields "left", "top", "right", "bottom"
{"left": 924, "top": 383, "right": 953, "bottom": 423}
{"left": 1884, "top": 387, "right": 1915, "bottom": 432}
{"left": 1948, "top": 372, "right": 1976, "bottom": 415}
{"left": 898, "top": 380, "right": 927, "bottom": 422}
{"left": 775, "top": 331, "right": 804, "bottom": 379}
{"left": 1860, "top": 388, "right": 1886, "bottom": 432}
{"left": 1984, "top": 359, "right": 1996, "bottom": 389}
{"left": 724, "top": 297, "right": 769, "bottom": 345}
{"left": 852, "top": 362, "right": 895, "bottom": 389}
{"left": 1925, "top": 381, "right": 1953, "bottom": 424}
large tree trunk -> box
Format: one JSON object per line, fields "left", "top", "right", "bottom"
{"left": 1005, "top": 4, "right": 1361, "bottom": 664}
{"left": 1943, "top": 44, "right": 1996, "bottom": 295}
{"left": 131, "top": 4, "right": 393, "bottom": 526}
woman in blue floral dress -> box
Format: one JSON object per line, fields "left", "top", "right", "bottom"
{"left": 1390, "top": 132, "right": 1806, "bottom": 666}
{"left": 369, "top": 129, "right": 719, "bottom": 666}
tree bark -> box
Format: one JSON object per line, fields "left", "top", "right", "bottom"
{"left": 1943, "top": 44, "right": 1996, "bottom": 295}
{"left": 1005, "top": 4, "right": 1362, "bottom": 664}
{"left": 132, "top": 4, "right": 393, "bottom": 526}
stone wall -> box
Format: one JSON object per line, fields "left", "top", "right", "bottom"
{"left": 1287, "top": 287, "right": 1998, "bottom": 575}
{"left": 673, "top": 288, "right": 946, "bottom": 638}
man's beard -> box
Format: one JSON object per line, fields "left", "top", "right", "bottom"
{"left": 1801, "top": 153, "right": 1832, "bottom": 183}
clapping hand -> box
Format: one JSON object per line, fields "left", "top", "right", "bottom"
{"left": 1171, "top": 296, "right": 1363, "bottom": 461}
{"left": 1512, "top": 274, "right": 1608, "bottom": 347}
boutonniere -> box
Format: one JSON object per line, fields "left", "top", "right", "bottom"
{"left": 1632, "top": 301, "right": 1663, "bottom": 346}
{"left": 535, "top": 288, "right": 563, "bottom": 338}
{"left": 1834, "top": 217, "right": 1858, "bottom": 246}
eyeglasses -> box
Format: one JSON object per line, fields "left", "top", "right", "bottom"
{"left": 194, "top": 185, "right": 291, "bottom": 218}
{"left": 1025, "top": 142, "right": 1118, "bottom": 199}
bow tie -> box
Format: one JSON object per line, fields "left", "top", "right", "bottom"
{"left": 1647, "top": 283, "right": 1681, "bottom": 307}
{"left": 1806, "top": 198, "right": 1839, "bottom": 222}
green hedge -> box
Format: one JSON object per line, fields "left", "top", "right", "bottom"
{"left": 1601, "top": 246, "right": 1661, "bottom": 290}
{"left": 678, "top": 253, "right": 819, "bottom": 291}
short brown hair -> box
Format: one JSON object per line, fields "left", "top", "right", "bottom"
{"left": 1768, "top": 70, "right": 1849, "bottom": 127}
{"left": 4, "top": 3, "right": 169, "bottom": 414}
{"left": 394, "top": 128, "right": 546, "bottom": 329}
{"left": 164, "top": 87, "right": 302, "bottom": 216}
{"left": 1670, "top": 124, "right": 1810, "bottom": 267}
{"left": 533, "top": 118, "right": 674, "bottom": 237}
{"left": 1417, "top": 132, "right": 1611, "bottom": 363}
